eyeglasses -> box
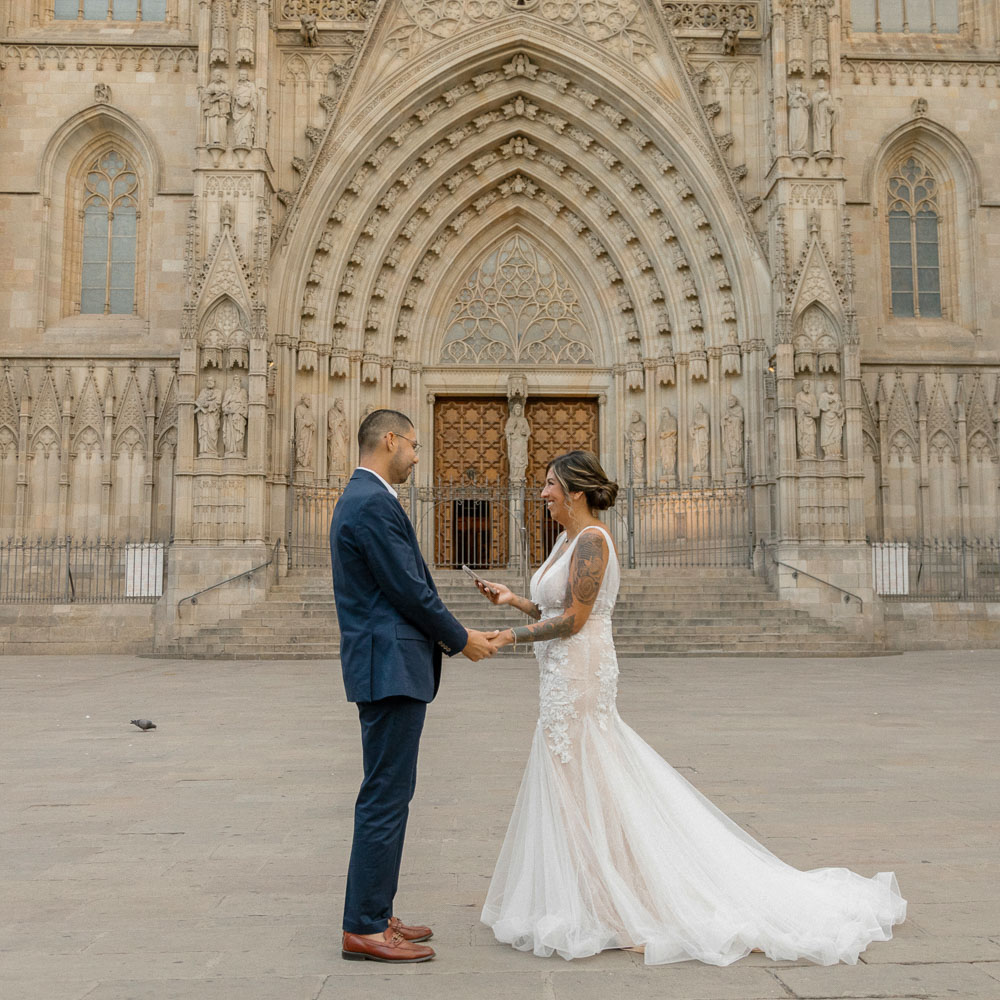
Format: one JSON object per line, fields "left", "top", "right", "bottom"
{"left": 388, "top": 432, "right": 421, "bottom": 453}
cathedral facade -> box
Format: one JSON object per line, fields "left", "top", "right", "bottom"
{"left": 2, "top": 0, "right": 998, "bottom": 640}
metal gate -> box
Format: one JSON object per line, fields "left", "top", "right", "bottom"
{"left": 288, "top": 481, "right": 751, "bottom": 571}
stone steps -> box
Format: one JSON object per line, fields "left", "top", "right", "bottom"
{"left": 165, "top": 564, "right": 884, "bottom": 659}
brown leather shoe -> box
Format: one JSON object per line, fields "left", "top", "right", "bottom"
{"left": 389, "top": 915, "right": 433, "bottom": 943}
{"left": 342, "top": 927, "right": 435, "bottom": 963}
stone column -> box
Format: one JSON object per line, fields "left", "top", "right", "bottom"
{"left": 843, "top": 343, "right": 867, "bottom": 542}
{"left": 58, "top": 384, "right": 71, "bottom": 539}
{"left": 676, "top": 356, "right": 690, "bottom": 486}
{"left": 709, "top": 347, "right": 722, "bottom": 484}
{"left": 775, "top": 343, "right": 798, "bottom": 541}
{"left": 957, "top": 379, "right": 970, "bottom": 539}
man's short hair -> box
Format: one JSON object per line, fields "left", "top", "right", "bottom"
{"left": 358, "top": 409, "right": 413, "bottom": 454}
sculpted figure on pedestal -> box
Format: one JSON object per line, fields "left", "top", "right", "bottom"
{"left": 231, "top": 69, "right": 257, "bottom": 149}
{"left": 328, "top": 398, "right": 349, "bottom": 479}
{"left": 295, "top": 395, "right": 316, "bottom": 469}
{"left": 658, "top": 406, "right": 677, "bottom": 484}
{"left": 690, "top": 402, "right": 710, "bottom": 477}
{"left": 787, "top": 83, "right": 811, "bottom": 158}
{"left": 195, "top": 377, "right": 222, "bottom": 457}
{"left": 722, "top": 395, "right": 744, "bottom": 472}
{"left": 812, "top": 80, "right": 836, "bottom": 156}
{"left": 795, "top": 379, "right": 820, "bottom": 459}
{"left": 818, "top": 381, "right": 845, "bottom": 458}
{"left": 505, "top": 401, "right": 531, "bottom": 482}
{"left": 628, "top": 410, "right": 646, "bottom": 485}
{"left": 202, "top": 69, "right": 231, "bottom": 148}
{"left": 222, "top": 375, "right": 248, "bottom": 458}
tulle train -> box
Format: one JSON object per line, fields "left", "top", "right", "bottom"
{"left": 482, "top": 712, "right": 906, "bottom": 966}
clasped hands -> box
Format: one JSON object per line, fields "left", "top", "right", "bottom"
{"left": 459, "top": 578, "right": 518, "bottom": 661}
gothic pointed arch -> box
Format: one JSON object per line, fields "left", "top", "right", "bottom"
{"left": 71, "top": 370, "right": 105, "bottom": 457}
{"left": 863, "top": 118, "right": 979, "bottom": 329}
{"left": 39, "top": 105, "right": 162, "bottom": 327}
{"left": 272, "top": 29, "right": 769, "bottom": 379}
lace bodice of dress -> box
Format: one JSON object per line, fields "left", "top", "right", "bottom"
{"left": 528, "top": 525, "right": 620, "bottom": 763}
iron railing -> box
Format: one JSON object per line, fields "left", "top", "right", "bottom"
{"left": 0, "top": 538, "right": 165, "bottom": 603}
{"left": 288, "top": 481, "right": 752, "bottom": 572}
{"left": 872, "top": 539, "right": 1000, "bottom": 601}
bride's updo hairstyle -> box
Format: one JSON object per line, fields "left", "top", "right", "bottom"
{"left": 547, "top": 450, "right": 619, "bottom": 512}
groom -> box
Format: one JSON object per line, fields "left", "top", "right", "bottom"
{"left": 331, "top": 408, "right": 496, "bottom": 963}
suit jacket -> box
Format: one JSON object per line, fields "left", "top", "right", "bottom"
{"left": 330, "top": 469, "right": 468, "bottom": 703}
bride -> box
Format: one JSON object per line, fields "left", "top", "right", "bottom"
{"left": 476, "top": 450, "right": 905, "bottom": 966}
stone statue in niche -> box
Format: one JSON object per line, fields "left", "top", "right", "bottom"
{"left": 505, "top": 401, "right": 531, "bottom": 482}
{"left": 231, "top": 69, "right": 258, "bottom": 149}
{"left": 658, "top": 406, "right": 677, "bottom": 485}
{"left": 222, "top": 375, "right": 248, "bottom": 458}
{"left": 722, "top": 394, "right": 745, "bottom": 473}
{"left": 812, "top": 79, "right": 836, "bottom": 157}
{"left": 787, "top": 83, "right": 811, "bottom": 158}
{"left": 294, "top": 395, "right": 316, "bottom": 469}
{"left": 795, "top": 379, "right": 820, "bottom": 459}
{"left": 194, "top": 376, "right": 222, "bottom": 457}
{"left": 628, "top": 411, "right": 646, "bottom": 486}
{"left": 202, "top": 69, "right": 231, "bottom": 148}
{"left": 818, "top": 381, "right": 845, "bottom": 458}
{"left": 327, "top": 398, "right": 349, "bottom": 480}
{"left": 690, "top": 402, "right": 710, "bottom": 478}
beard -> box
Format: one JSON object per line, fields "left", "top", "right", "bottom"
{"left": 388, "top": 452, "right": 414, "bottom": 485}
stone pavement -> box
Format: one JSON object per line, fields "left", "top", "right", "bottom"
{"left": 1, "top": 650, "right": 998, "bottom": 1000}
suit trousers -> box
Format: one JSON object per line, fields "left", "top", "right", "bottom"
{"left": 342, "top": 695, "right": 427, "bottom": 934}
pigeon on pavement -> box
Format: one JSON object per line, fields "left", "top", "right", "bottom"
{"left": 130, "top": 719, "right": 156, "bottom": 731}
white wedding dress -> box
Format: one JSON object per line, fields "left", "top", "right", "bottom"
{"left": 482, "top": 525, "right": 906, "bottom": 966}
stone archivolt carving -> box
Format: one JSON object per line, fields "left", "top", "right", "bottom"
{"left": 299, "top": 68, "right": 739, "bottom": 366}
{"left": 440, "top": 234, "right": 595, "bottom": 365}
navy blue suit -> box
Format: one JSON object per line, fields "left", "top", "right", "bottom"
{"left": 331, "top": 468, "right": 468, "bottom": 934}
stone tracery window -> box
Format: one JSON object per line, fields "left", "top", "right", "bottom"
{"left": 54, "top": 0, "right": 167, "bottom": 19}
{"left": 80, "top": 150, "right": 138, "bottom": 315}
{"left": 887, "top": 156, "right": 941, "bottom": 319}
{"left": 439, "top": 234, "right": 596, "bottom": 365}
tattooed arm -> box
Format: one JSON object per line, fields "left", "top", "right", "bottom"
{"left": 490, "top": 529, "right": 609, "bottom": 648}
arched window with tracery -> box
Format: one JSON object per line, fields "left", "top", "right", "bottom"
{"left": 887, "top": 156, "right": 941, "bottom": 319}
{"left": 81, "top": 150, "right": 138, "bottom": 315}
